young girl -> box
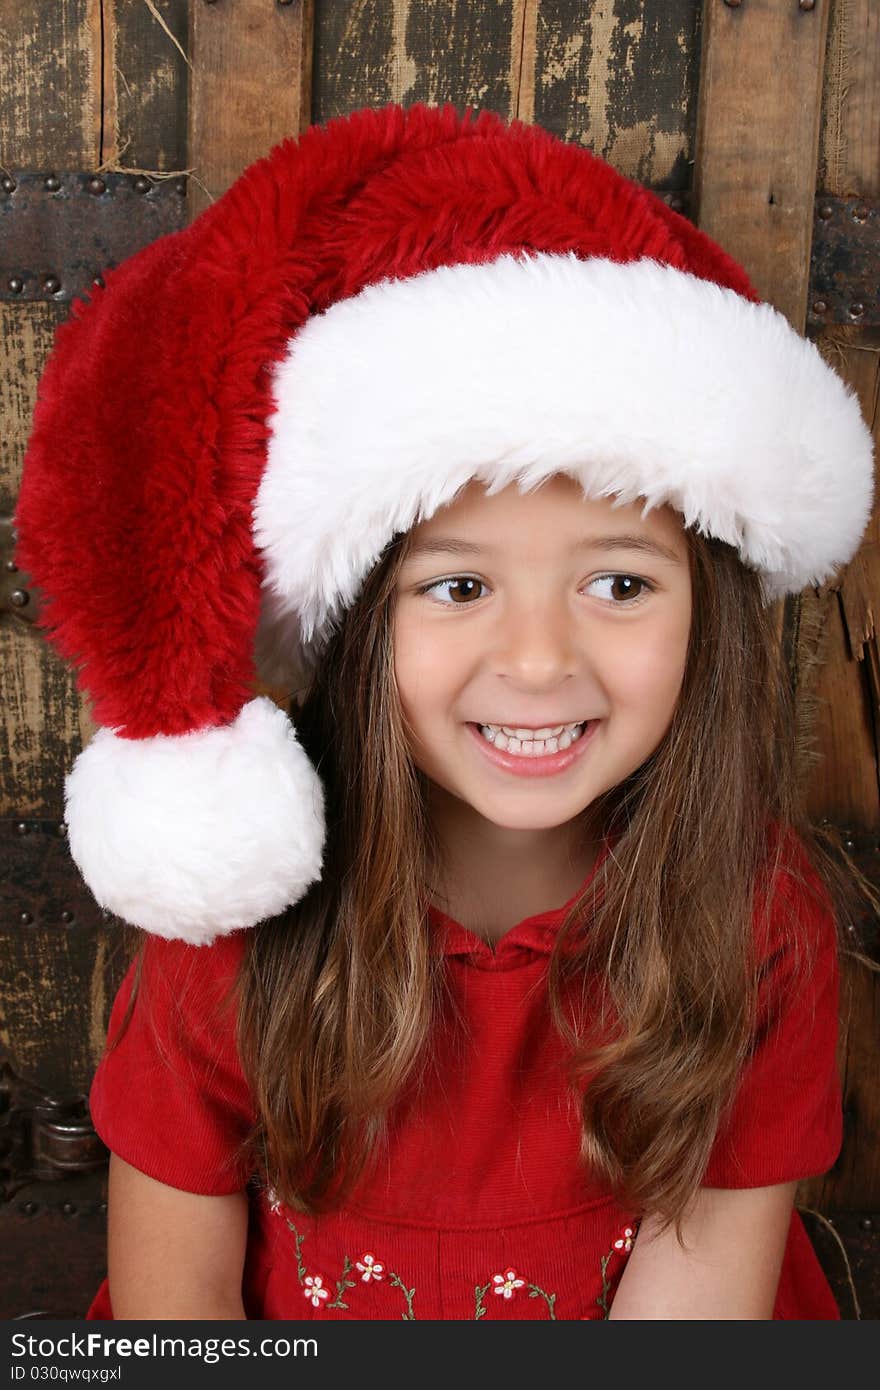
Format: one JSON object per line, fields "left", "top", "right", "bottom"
{"left": 14, "top": 102, "right": 875, "bottom": 1321}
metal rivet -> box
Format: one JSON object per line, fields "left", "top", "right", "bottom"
{"left": 93, "top": 273, "right": 106, "bottom": 290}
{"left": 799, "top": 0, "right": 816, "bottom": 9}
{"left": 818, "top": 203, "right": 833, "bottom": 219}
{"left": 58, "top": 822, "right": 67, "bottom": 836}
{"left": 18, "top": 1202, "right": 38, "bottom": 1215}
{"left": 848, "top": 303, "right": 865, "bottom": 319}
{"left": 811, "top": 299, "right": 828, "bottom": 315}
{"left": 133, "top": 175, "right": 151, "bottom": 193}
{"left": 859, "top": 1216, "right": 873, "bottom": 1231}
{"left": 43, "top": 275, "right": 61, "bottom": 295}
{"left": 60, "top": 909, "right": 74, "bottom": 925}
{"left": 10, "top": 588, "right": 29, "bottom": 607}
{"left": 5, "top": 559, "right": 18, "bottom": 572}
{"left": 723, "top": 0, "right": 742, "bottom": 7}
{"left": 101, "top": 908, "right": 114, "bottom": 921}
{"left": 87, "top": 176, "right": 105, "bottom": 195}
{"left": 277, "top": 0, "right": 294, "bottom": 5}
{"left": 1, "top": 175, "right": 15, "bottom": 193}
{"left": 668, "top": 196, "right": 684, "bottom": 213}
{"left": 44, "top": 175, "right": 60, "bottom": 192}
{"left": 844, "top": 835, "right": 856, "bottom": 848}
{"left": 19, "top": 911, "right": 33, "bottom": 926}
{"left": 175, "top": 178, "right": 187, "bottom": 196}
{"left": 8, "top": 277, "right": 24, "bottom": 295}
{"left": 16, "top": 823, "right": 29, "bottom": 835}
{"left": 852, "top": 205, "right": 868, "bottom": 222}
{"left": 99, "top": 1202, "right": 108, "bottom": 1214}
{"left": 61, "top": 1202, "right": 77, "bottom": 1216}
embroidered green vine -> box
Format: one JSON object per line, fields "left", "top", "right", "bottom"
{"left": 388, "top": 1270, "right": 416, "bottom": 1320}
{"left": 326, "top": 1255, "right": 357, "bottom": 1310}
{"left": 285, "top": 1219, "right": 307, "bottom": 1286}
{"left": 474, "top": 1281, "right": 492, "bottom": 1319}
{"left": 596, "top": 1252, "right": 612, "bottom": 1318}
{"left": 528, "top": 1284, "right": 557, "bottom": 1319}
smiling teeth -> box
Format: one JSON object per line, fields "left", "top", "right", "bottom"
{"left": 478, "top": 721, "right": 587, "bottom": 755}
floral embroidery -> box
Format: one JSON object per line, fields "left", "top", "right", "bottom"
{"left": 303, "top": 1275, "right": 329, "bottom": 1308}
{"left": 285, "top": 1220, "right": 415, "bottom": 1318}
{"left": 492, "top": 1268, "right": 525, "bottom": 1299}
{"left": 264, "top": 1184, "right": 282, "bottom": 1216}
{"left": 282, "top": 1213, "right": 637, "bottom": 1320}
{"left": 613, "top": 1226, "right": 635, "bottom": 1253}
{"left": 476, "top": 1271, "right": 556, "bottom": 1319}
{"left": 357, "top": 1253, "right": 385, "bottom": 1282}
{"left": 596, "top": 1220, "right": 641, "bottom": 1318}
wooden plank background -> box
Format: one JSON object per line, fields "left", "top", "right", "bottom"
{"left": 0, "top": 0, "right": 877, "bottom": 1316}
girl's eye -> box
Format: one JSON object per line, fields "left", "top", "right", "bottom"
{"left": 417, "top": 577, "right": 487, "bottom": 605}
{"left": 586, "top": 574, "right": 655, "bottom": 606}
{"left": 416, "top": 574, "right": 655, "bottom": 606}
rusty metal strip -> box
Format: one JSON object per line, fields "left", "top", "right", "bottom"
{"left": 0, "top": 818, "right": 115, "bottom": 932}
{"left": 1, "top": 516, "right": 41, "bottom": 626}
{"left": 809, "top": 195, "right": 879, "bottom": 328}
{"left": 0, "top": 170, "right": 187, "bottom": 303}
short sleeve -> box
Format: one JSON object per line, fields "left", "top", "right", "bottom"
{"left": 88, "top": 932, "right": 257, "bottom": 1195}
{"left": 702, "top": 830, "right": 843, "bottom": 1189}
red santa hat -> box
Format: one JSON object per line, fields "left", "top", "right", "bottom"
{"left": 14, "top": 102, "right": 874, "bottom": 945}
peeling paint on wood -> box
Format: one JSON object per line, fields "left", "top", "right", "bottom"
{"left": 535, "top": 0, "right": 699, "bottom": 186}
{"left": 314, "top": 1, "right": 516, "bottom": 121}
{"left": 1, "top": 304, "right": 93, "bottom": 819}
{"left": 1, "top": 627, "right": 95, "bottom": 818}
{"left": 0, "top": 305, "right": 61, "bottom": 511}
{"left": 0, "top": 0, "right": 102, "bottom": 168}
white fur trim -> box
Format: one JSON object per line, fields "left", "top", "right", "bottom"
{"left": 64, "top": 697, "right": 325, "bottom": 944}
{"left": 255, "top": 251, "right": 874, "bottom": 650}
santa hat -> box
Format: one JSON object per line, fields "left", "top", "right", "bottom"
{"left": 14, "top": 102, "right": 874, "bottom": 945}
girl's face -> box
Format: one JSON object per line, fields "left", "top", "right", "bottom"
{"left": 392, "top": 473, "right": 692, "bottom": 842}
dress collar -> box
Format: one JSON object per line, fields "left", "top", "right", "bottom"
{"left": 427, "top": 833, "right": 615, "bottom": 962}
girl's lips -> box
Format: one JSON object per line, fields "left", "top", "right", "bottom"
{"left": 466, "top": 719, "right": 599, "bottom": 778}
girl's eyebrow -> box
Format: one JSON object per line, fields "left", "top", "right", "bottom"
{"left": 406, "top": 534, "right": 684, "bottom": 564}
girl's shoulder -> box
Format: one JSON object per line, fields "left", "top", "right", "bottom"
{"left": 753, "top": 819, "right": 839, "bottom": 983}
{"left": 134, "top": 927, "right": 249, "bottom": 1033}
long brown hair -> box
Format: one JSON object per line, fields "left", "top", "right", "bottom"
{"left": 108, "top": 512, "right": 876, "bottom": 1240}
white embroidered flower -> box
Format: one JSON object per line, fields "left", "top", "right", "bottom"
{"left": 303, "top": 1275, "right": 329, "bottom": 1307}
{"left": 613, "top": 1226, "right": 635, "bottom": 1253}
{"left": 492, "top": 1267, "right": 526, "bottom": 1299}
{"left": 356, "top": 1252, "right": 384, "bottom": 1282}
{"left": 264, "top": 1185, "right": 282, "bottom": 1215}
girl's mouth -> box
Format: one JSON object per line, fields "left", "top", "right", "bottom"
{"left": 466, "top": 719, "right": 599, "bottom": 778}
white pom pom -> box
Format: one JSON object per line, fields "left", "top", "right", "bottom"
{"left": 64, "top": 697, "right": 326, "bottom": 944}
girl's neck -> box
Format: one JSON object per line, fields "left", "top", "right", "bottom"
{"left": 427, "top": 789, "right": 600, "bottom": 943}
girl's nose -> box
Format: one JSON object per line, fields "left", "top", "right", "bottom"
{"left": 491, "top": 599, "right": 579, "bottom": 689}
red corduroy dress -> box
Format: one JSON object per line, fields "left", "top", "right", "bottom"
{"left": 85, "top": 831, "right": 842, "bottom": 1321}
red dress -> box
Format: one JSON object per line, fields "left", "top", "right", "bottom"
{"left": 85, "top": 829, "right": 843, "bottom": 1320}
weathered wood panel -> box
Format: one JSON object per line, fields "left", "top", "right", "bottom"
{"left": 188, "top": 0, "right": 315, "bottom": 219}
{"left": 313, "top": 0, "right": 700, "bottom": 192}
{"left": 695, "top": 0, "right": 831, "bottom": 325}
{"left": 313, "top": 0, "right": 517, "bottom": 120}
{"left": 103, "top": 0, "right": 189, "bottom": 173}
{"left": 0, "top": 304, "right": 94, "bottom": 820}
{"left": 807, "top": 0, "right": 880, "bottom": 1214}
{"left": 533, "top": 0, "right": 700, "bottom": 187}
{"left": 0, "top": 0, "right": 101, "bottom": 169}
